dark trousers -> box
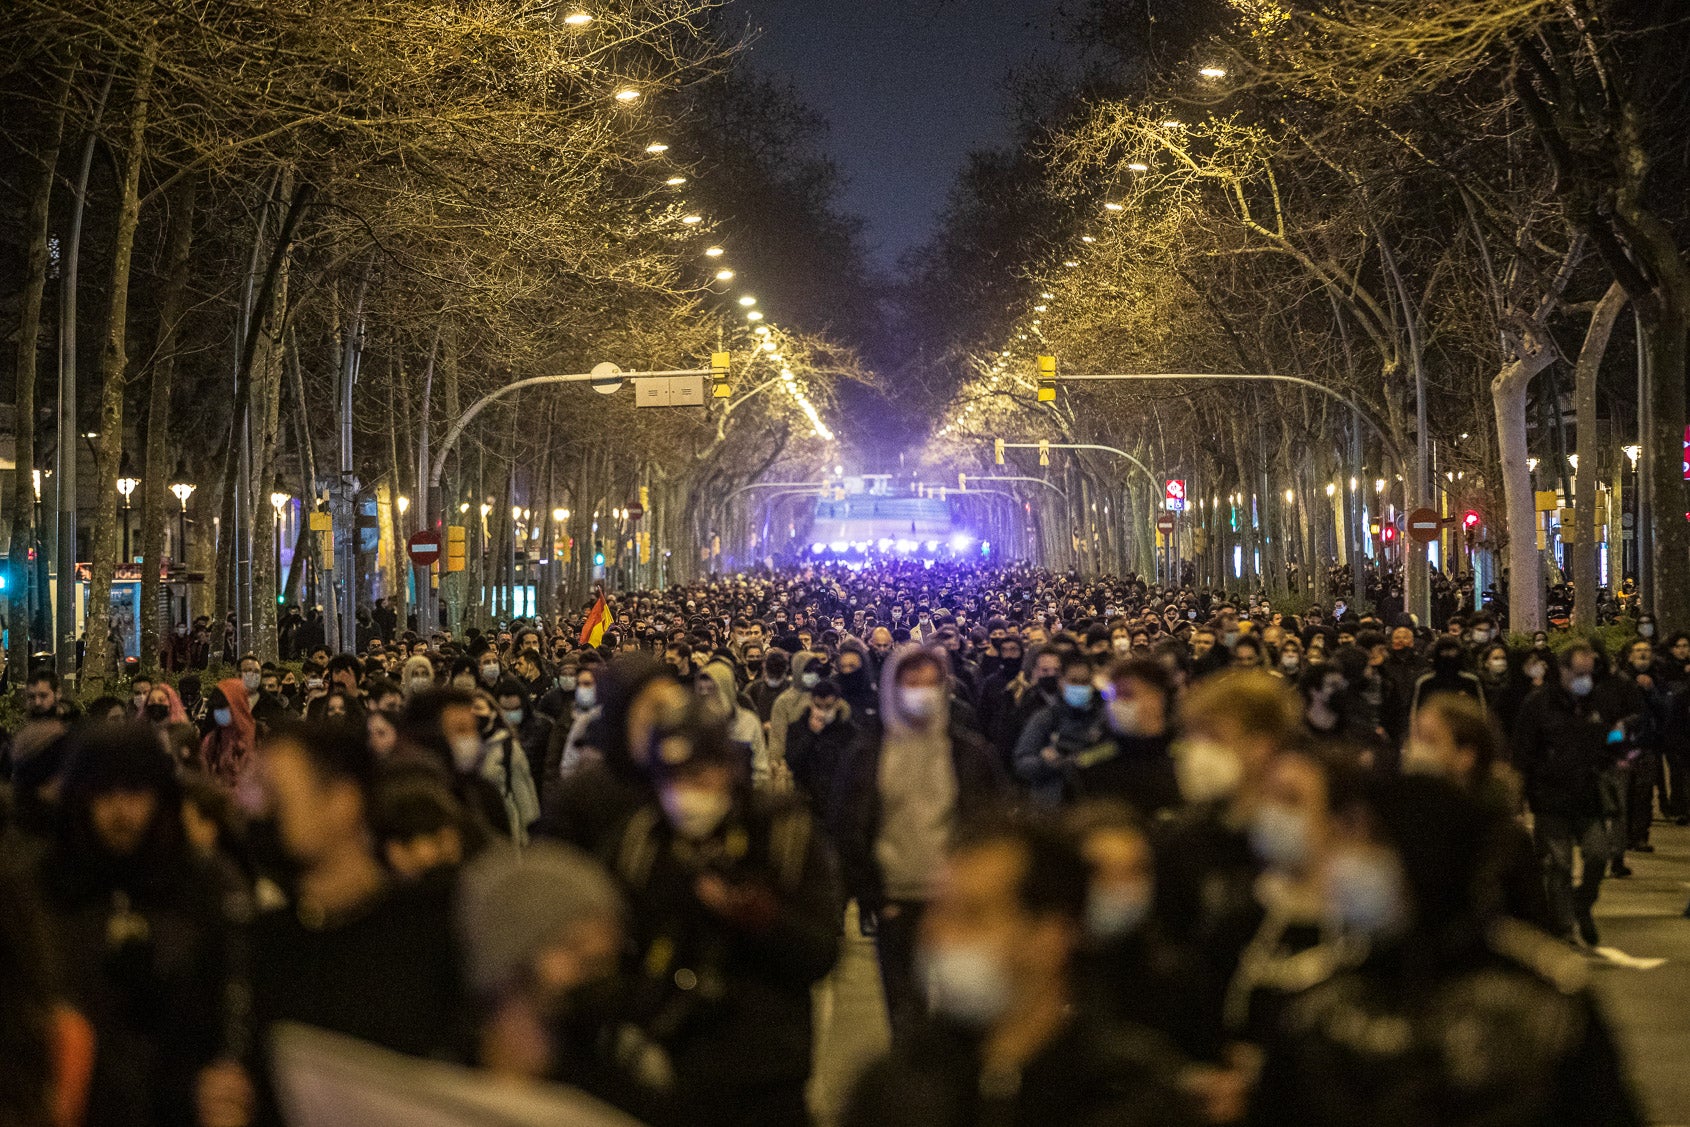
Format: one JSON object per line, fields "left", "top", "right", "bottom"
{"left": 1660, "top": 741, "right": 1690, "bottom": 819}
{"left": 873, "top": 899, "right": 928, "bottom": 1044}
{"left": 1626, "top": 751, "right": 1659, "bottom": 845}
{"left": 1534, "top": 810, "right": 1612, "bottom": 941}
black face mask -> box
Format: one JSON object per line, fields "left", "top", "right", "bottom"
{"left": 1036, "top": 675, "right": 1060, "bottom": 696}
{"left": 145, "top": 703, "right": 171, "bottom": 723}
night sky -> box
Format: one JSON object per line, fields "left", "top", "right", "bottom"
{"left": 729, "top": 0, "right": 1068, "bottom": 270}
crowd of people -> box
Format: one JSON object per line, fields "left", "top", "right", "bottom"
{"left": 1, "top": 560, "right": 1680, "bottom": 1127}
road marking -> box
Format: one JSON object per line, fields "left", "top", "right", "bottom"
{"left": 1591, "top": 946, "right": 1668, "bottom": 970}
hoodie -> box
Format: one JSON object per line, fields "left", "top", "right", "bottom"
{"left": 768, "top": 652, "right": 821, "bottom": 780}
{"left": 700, "top": 659, "right": 769, "bottom": 786}
{"left": 199, "top": 677, "right": 257, "bottom": 792}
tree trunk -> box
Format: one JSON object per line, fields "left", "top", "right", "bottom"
{"left": 82, "top": 43, "right": 156, "bottom": 695}
{"left": 1572, "top": 283, "right": 1629, "bottom": 631}
{"left": 138, "top": 176, "right": 196, "bottom": 674}
{"left": 1492, "top": 327, "right": 1556, "bottom": 636}
{"left": 9, "top": 64, "right": 70, "bottom": 680}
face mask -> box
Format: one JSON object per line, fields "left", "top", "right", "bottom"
{"left": 1035, "top": 674, "right": 1059, "bottom": 696}
{"left": 1471, "top": 629, "right": 1491, "bottom": 644}
{"left": 1250, "top": 804, "right": 1314, "bottom": 872}
{"left": 1569, "top": 674, "right": 1594, "bottom": 697}
{"left": 898, "top": 685, "right": 943, "bottom": 721}
{"left": 1280, "top": 654, "right": 1300, "bottom": 673}
{"left": 800, "top": 671, "right": 820, "bottom": 690}
{"left": 241, "top": 672, "right": 261, "bottom": 693}
{"left": 503, "top": 708, "right": 524, "bottom": 726}
{"left": 450, "top": 733, "right": 483, "bottom": 772}
{"left": 1086, "top": 883, "right": 1152, "bottom": 942}
{"left": 1107, "top": 698, "right": 1149, "bottom": 737}
{"left": 480, "top": 664, "right": 500, "bottom": 685}
{"left": 1062, "top": 683, "right": 1094, "bottom": 709}
{"left": 1486, "top": 656, "right": 1509, "bottom": 676}
{"left": 1173, "top": 737, "right": 1243, "bottom": 805}
{"left": 1640, "top": 623, "right": 1655, "bottom": 638}
{"left": 661, "top": 786, "right": 732, "bottom": 840}
{"left": 918, "top": 942, "right": 1011, "bottom": 1028}
{"left": 213, "top": 708, "right": 234, "bottom": 728}
{"left": 1524, "top": 661, "right": 1546, "bottom": 681}
{"left": 1112, "top": 638, "right": 1132, "bottom": 654}
{"left": 1221, "top": 630, "right": 1240, "bottom": 648}
{"left": 1325, "top": 851, "right": 1407, "bottom": 940}
{"left": 145, "top": 703, "right": 170, "bottom": 723}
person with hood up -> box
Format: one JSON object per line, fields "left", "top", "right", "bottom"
{"left": 537, "top": 655, "right": 691, "bottom": 855}
{"left": 766, "top": 651, "right": 823, "bottom": 786}
{"left": 1409, "top": 636, "right": 1485, "bottom": 722}
{"left": 199, "top": 677, "right": 258, "bottom": 796}
{"left": 834, "top": 645, "right": 1008, "bottom": 1041}
{"left": 694, "top": 659, "right": 770, "bottom": 787}
{"left": 35, "top": 724, "right": 231, "bottom": 1127}
{"left": 399, "top": 654, "right": 436, "bottom": 698}
{"left": 465, "top": 690, "right": 542, "bottom": 845}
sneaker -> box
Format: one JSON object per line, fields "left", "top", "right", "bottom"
{"left": 1611, "top": 861, "right": 1633, "bottom": 878}
{"left": 1577, "top": 911, "right": 1601, "bottom": 947}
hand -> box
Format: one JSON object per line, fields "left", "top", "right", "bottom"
{"left": 1041, "top": 745, "right": 1060, "bottom": 764}
{"left": 197, "top": 1060, "right": 255, "bottom": 1127}
{"left": 694, "top": 873, "right": 778, "bottom": 930}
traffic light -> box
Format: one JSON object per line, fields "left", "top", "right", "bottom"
{"left": 1037, "top": 355, "right": 1057, "bottom": 403}
{"left": 1463, "top": 509, "right": 1481, "bottom": 547}
{"left": 445, "top": 525, "right": 467, "bottom": 572}
{"left": 1038, "top": 439, "right": 1051, "bottom": 467}
{"left": 994, "top": 438, "right": 1005, "bottom": 465}
{"left": 710, "top": 351, "right": 731, "bottom": 398}
{"left": 1381, "top": 523, "right": 1397, "bottom": 544}
{"left": 958, "top": 472, "right": 968, "bottom": 491}
{"left": 593, "top": 539, "right": 606, "bottom": 567}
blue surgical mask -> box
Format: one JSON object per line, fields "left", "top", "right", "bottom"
{"left": 1569, "top": 674, "right": 1594, "bottom": 698}
{"left": 213, "top": 707, "right": 233, "bottom": 728}
{"left": 574, "top": 685, "right": 596, "bottom": 709}
{"left": 1062, "top": 683, "right": 1094, "bottom": 709}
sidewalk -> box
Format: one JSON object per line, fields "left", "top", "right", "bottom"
{"left": 1591, "top": 819, "right": 1690, "bottom": 1125}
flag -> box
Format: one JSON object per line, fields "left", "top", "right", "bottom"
{"left": 579, "top": 591, "right": 609, "bottom": 647}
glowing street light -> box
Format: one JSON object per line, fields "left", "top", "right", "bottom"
{"left": 1199, "top": 65, "right": 1227, "bottom": 78}
{"left": 614, "top": 87, "right": 641, "bottom": 103}
{"left": 681, "top": 214, "right": 703, "bottom": 224}
{"left": 553, "top": 507, "right": 570, "bottom": 522}
{"left": 1127, "top": 162, "right": 1149, "bottom": 172}
{"left": 645, "top": 142, "right": 669, "bottom": 153}
{"left": 714, "top": 269, "right": 735, "bottom": 281}
{"left": 395, "top": 495, "right": 409, "bottom": 516}
{"left": 562, "top": 10, "right": 593, "bottom": 26}
{"left": 704, "top": 246, "right": 724, "bottom": 257}
{"left": 738, "top": 295, "right": 757, "bottom": 306}
{"left": 665, "top": 176, "right": 687, "bottom": 186}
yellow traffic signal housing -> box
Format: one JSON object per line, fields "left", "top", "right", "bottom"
{"left": 710, "top": 352, "right": 732, "bottom": 398}
{"left": 1037, "top": 355, "right": 1057, "bottom": 402}
{"left": 994, "top": 438, "right": 1005, "bottom": 465}
{"left": 445, "top": 525, "right": 468, "bottom": 573}
{"left": 1038, "top": 440, "right": 1051, "bottom": 467}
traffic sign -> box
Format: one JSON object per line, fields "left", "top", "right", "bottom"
{"left": 627, "top": 501, "right": 645, "bottom": 521}
{"left": 590, "top": 361, "right": 624, "bottom": 396}
{"left": 407, "top": 529, "right": 442, "bottom": 566}
{"left": 1156, "top": 513, "right": 1176, "bottom": 534}
{"left": 1164, "top": 479, "right": 1186, "bottom": 512}
{"left": 1407, "top": 507, "right": 1442, "bottom": 544}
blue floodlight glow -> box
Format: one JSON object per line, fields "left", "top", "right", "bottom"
{"left": 924, "top": 540, "right": 940, "bottom": 552}
{"left": 895, "top": 538, "right": 918, "bottom": 553}
{"left": 949, "top": 533, "right": 975, "bottom": 553}
{"left": 877, "top": 538, "right": 894, "bottom": 551}
{"left": 811, "top": 542, "right": 827, "bottom": 554}
{"left": 829, "top": 541, "right": 849, "bottom": 554}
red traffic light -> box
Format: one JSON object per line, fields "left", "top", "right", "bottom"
{"left": 1462, "top": 509, "right": 1481, "bottom": 529}
{"left": 1382, "top": 524, "right": 1397, "bottom": 543}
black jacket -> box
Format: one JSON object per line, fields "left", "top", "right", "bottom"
{"left": 845, "top": 1012, "right": 1199, "bottom": 1127}
{"left": 785, "top": 710, "right": 860, "bottom": 832}
{"left": 1513, "top": 683, "right": 1631, "bottom": 819}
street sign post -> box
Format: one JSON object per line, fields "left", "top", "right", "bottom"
{"left": 626, "top": 501, "right": 645, "bottom": 521}
{"left": 590, "top": 362, "right": 624, "bottom": 396}
{"left": 407, "top": 529, "right": 443, "bottom": 567}
{"left": 1407, "top": 507, "right": 1442, "bottom": 544}
{"left": 1164, "top": 480, "right": 1186, "bottom": 511}
{"left": 1156, "top": 513, "right": 1175, "bottom": 534}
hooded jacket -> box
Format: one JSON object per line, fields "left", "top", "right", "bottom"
{"left": 199, "top": 677, "right": 257, "bottom": 792}
{"left": 699, "top": 659, "right": 769, "bottom": 786}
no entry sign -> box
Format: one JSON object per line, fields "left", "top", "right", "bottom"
{"left": 408, "top": 529, "right": 443, "bottom": 566}
{"left": 1156, "top": 513, "right": 1176, "bottom": 534}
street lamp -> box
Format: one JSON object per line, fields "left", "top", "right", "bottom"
{"left": 169, "top": 464, "right": 195, "bottom": 582}
{"left": 116, "top": 455, "right": 140, "bottom": 563}
{"left": 270, "top": 483, "right": 290, "bottom": 606}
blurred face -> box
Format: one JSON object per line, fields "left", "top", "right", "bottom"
{"left": 838, "top": 651, "right": 862, "bottom": 675}
{"left": 90, "top": 789, "right": 158, "bottom": 856}
{"left": 384, "top": 829, "right": 462, "bottom": 881}
{"left": 131, "top": 679, "right": 153, "bottom": 706}
{"left": 626, "top": 678, "right": 691, "bottom": 768}
{"left": 532, "top": 917, "right": 622, "bottom": 1007}
{"left": 262, "top": 674, "right": 280, "bottom": 696}
{"left": 1629, "top": 642, "right": 1653, "bottom": 671}
{"left": 25, "top": 681, "right": 56, "bottom": 714}
{"left": 1232, "top": 645, "right": 1262, "bottom": 669}
{"left": 1080, "top": 826, "right": 1152, "bottom": 905}
{"left": 325, "top": 695, "right": 349, "bottom": 720}
{"left": 1674, "top": 638, "right": 1690, "bottom": 662}
{"left": 263, "top": 742, "right": 362, "bottom": 864}
{"left": 870, "top": 628, "right": 893, "bottom": 654}
{"left": 367, "top": 711, "right": 398, "bottom": 758}
{"left": 1391, "top": 627, "right": 1414, "bottom": 651}
{"left": 1032, "top": 654, "right": 1062, "bottom": 682}
{"left": 1191, "top": 631, "right": 1215, "bottom": 659}
{"left": 1406, "top": 707, "right": 1473, "bottom": 783}
{"left": 1257, "top": 753, "right": 1331, "bottom": 872}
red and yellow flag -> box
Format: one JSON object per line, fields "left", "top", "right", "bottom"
{"left": 579, "top": 591, "right": 610, "bottom": 647}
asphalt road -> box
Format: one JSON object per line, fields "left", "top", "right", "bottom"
{"left": 808, "top": 824, "right": 1690, "bottom": 1126}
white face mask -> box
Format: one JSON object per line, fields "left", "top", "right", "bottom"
{"left": 1280, "top": 653, "right": 1301, "bottom": 672}
{"left": 1107, "top": 698, "right": 1150, "bottom": 737}
{"left": 479, "top": 664, "right": 500, "bottom": 686}
{"left": 918, "top": 942, "right": 1011, "bottom": 1028}
{"left": 661, "top": 786, "right": 732, "bottom": 840}
{"left": 1173, "top": 737, "right": 1244, "bottom": 805}
{"left": 575, "top": 685, "right": 597, "bottom": 709}
{"left": 1112, "top": 638, "right": 1132, "bottom": 654}
{"left": 407, "top": 675, "right": 433, "bottom": 693}
{"left": 450, "top": 733, "right": 483, "bottom": 773}
{"left": 898, "top": 685, "right": 944, "bottom": 721}
{"left": 1485, "top": 656, "right": 1508, "bottom": 676}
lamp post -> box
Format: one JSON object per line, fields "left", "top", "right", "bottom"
{"left": 270, "top": 483, "right": 290, "bottom": 609}
{"left": 116, "top": 456, "right": 140, "bottom": 565}
{"left": 169, "top": 466, "right": 195, "bottom": 568}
